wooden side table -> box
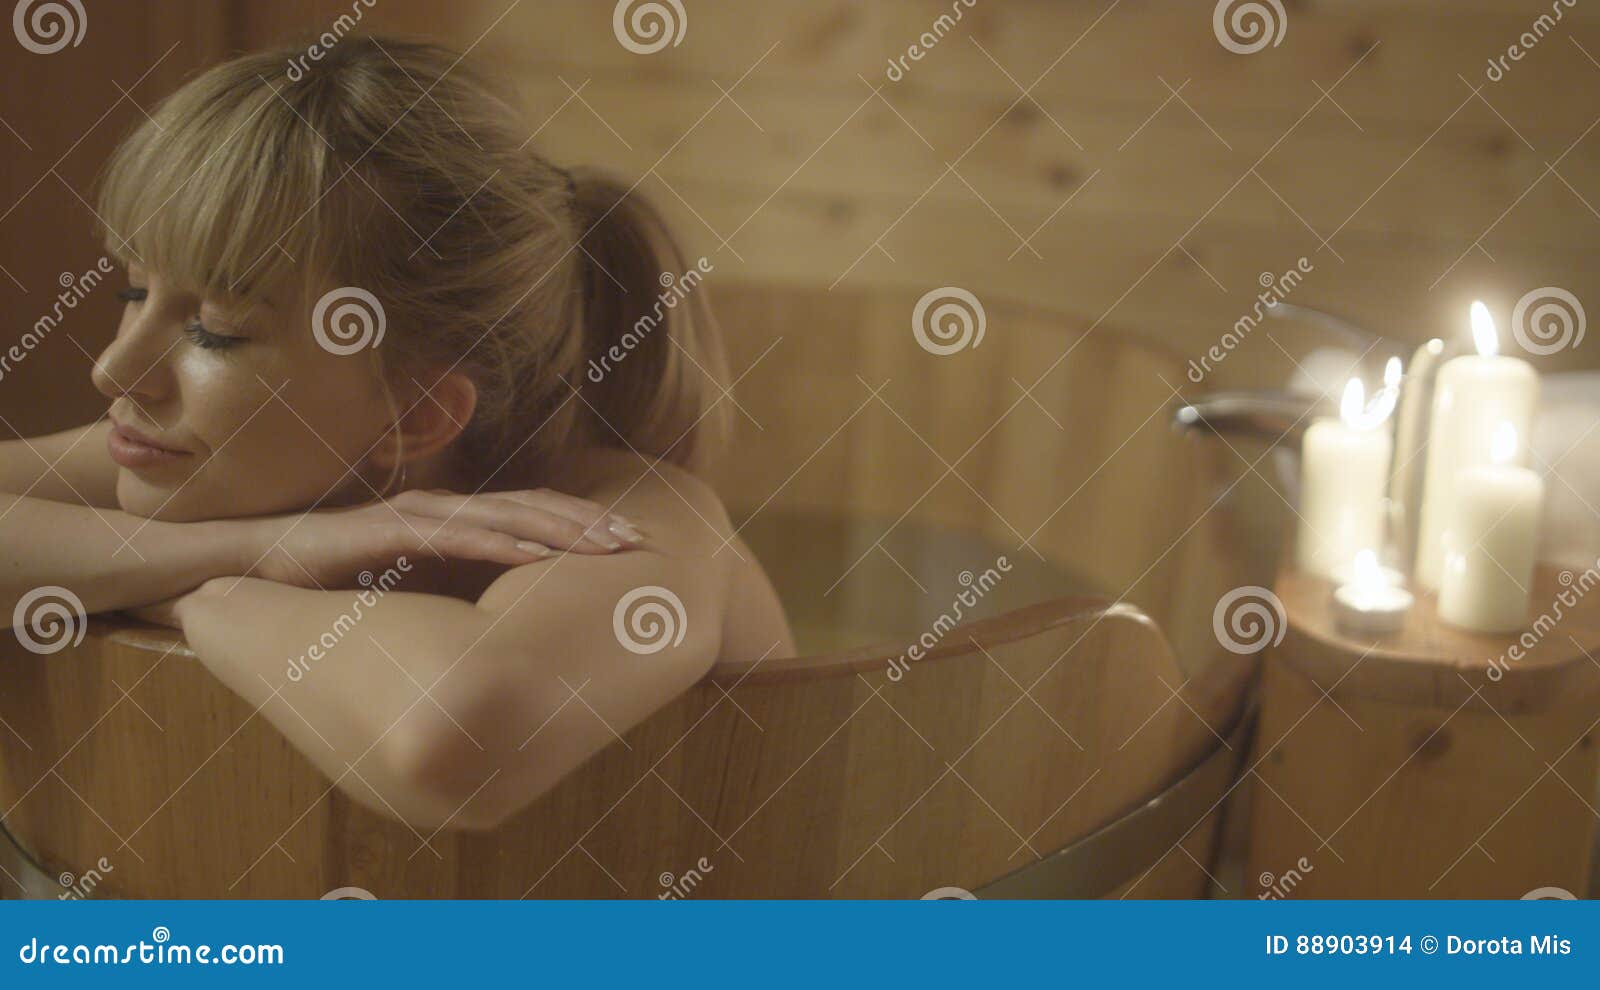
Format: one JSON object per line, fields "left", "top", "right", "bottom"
{"left": 1246, "top": 564, "right": 1600, "bottom": 898}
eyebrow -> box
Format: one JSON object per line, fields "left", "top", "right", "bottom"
{"left": 125, "top": 267, "right": 282, "bottom": 315}
{"left": 225, "top": 293, "right": 280, "bottom": 314}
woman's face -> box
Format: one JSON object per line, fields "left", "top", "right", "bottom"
{"left": 92, "top": 264, "right": 398, "bottom": 522}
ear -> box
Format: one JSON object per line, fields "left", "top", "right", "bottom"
{"left": 367, "top": 369, "right": 478, "bottom": 473}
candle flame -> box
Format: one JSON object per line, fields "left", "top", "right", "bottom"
{"left": 1339, "top": 377, "right": 1366, "bottom": 425}
{"left": 1470, "top": 300, "right": 1499, "bottom": 357}
{"left": 1491, "top": 421, "right": 1519, "bottom": 465}
{"left": 1352, "top": 548, "right": 1384, "bottom": 591}
{"left": 1339, "top": 362, "right": 1400, "bottom": 430}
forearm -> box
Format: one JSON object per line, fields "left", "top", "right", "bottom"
{"left": 173, "top": 575, "right": 501, "bottom": 828}
{"left": 0, "top": 493, "right": 258, "bottom": 615}
{"left": 172, "top": 533, "right": 723, "bottom": 832}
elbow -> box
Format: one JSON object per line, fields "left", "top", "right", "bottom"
{"left": 379, "top": 725, "right": 524, "bottom": 832}
{"left": 377, "top": 671, "right": 553, "bottom": 832}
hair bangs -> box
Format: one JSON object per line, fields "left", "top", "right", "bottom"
{"left": 95, "top": 60, "right": 355, "bottom": 310}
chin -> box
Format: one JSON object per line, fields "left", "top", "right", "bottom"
{"left": 115, "top": 470, "right": 257, "bottom": 522}
{"left": 115, "top": 469, "right": 364, "bottom": 522}
{"left": 115, "top": 472, "right": 201, "bottom": 521}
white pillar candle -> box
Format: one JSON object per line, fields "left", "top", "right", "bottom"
{"left": 1438, "top": 423, "right": 1545, "bottom": 634}
{"left": 1416, "top": 302, "right": 1540, "bottom": 590}
{"left": 1297, "top": 375, "right": 1395, "bottom": 581}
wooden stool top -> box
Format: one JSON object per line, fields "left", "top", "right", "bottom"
{"left": 1274, "top": 564, "right": 1600, "bottom": 714}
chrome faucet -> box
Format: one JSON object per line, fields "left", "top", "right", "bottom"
{"left": 1170, "top": 302, "right": 1465, "bottom": 579}
{"left": 1169, "top": 302, "right": 1412, "bottom": 448}
{"left": 1170, "top": 390, "right": 1328, "bottom": 447}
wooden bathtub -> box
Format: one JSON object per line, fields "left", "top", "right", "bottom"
{"left": 0, "top": 284, "right": 1264, "bottom": 898}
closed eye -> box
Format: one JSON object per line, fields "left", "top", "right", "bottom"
{"left": 184, "top": 320, "right": 247, "bottom": 350}
{"left": 117, "top": 283, "right": 249, "bottom": 349}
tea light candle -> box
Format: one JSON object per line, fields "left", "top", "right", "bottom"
{"left": 1416, "top": 302, "right": 1540, "bottom": 590}
{"left": 1438, "top": 423, "right": 1544, "bottom": 634}
{"left": 1332, "top": 551, "right": 1404, "bottom": 589}
{"left": 1333, "top": 548, "right": 1414, "bottom": 636}
{"left": 1297, "top": 374, "right": 1396, "bottom": 581}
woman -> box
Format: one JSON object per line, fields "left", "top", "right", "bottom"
{"left": 0, "top": 36, "right": 795, "bottom": 830}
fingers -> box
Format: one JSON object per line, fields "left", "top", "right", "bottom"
{"left": 498, "top": 489, "right": 646, "bottom": 547}
{"left": 410, "top": 492, "right": 614, "bottom": 553}
{"left": 385, "top": 488, "right": 645, "bottom": 558}
{"left": 389, "top": 515, "right": 558, "bottom": 568}
{"left": 481, "top": 495, "right": 627, "bottom": 553}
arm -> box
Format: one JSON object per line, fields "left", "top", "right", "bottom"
{"left": 171, "top": 476, "right": 731, "bottom": 830}
{"left": 0, "top": 420, "right": 120, "bottom": 506}
{"left": 0, "top": 491, "right": 261, "bottom": 617}
{"left": 0, "top": 419, "right": 260, "bottom": 617}
{"left": 1, "top": 445, "right": 645, "bottom": 620}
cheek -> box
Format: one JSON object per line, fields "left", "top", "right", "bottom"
{"left": 174, "top": 353, "right": 273, "bottom": 451}
{"left": 178, "top": 350, "right": 391, "bottom": 509}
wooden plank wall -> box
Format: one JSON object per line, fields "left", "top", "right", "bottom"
{"left": 241, "top": 0, "right": 1600, "bottom": 388}
{"left": 0, "top": 2, "right": 236, "bottom": 434}
{"left": 4, "top": 0, "right": 1597, "bottom": 434}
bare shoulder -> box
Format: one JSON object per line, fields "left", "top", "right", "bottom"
{"left": 475, "top": 448, "right": 738, "bottom": 622}
{"left": 574, "top": 449, "right": 735, "bottom": 558}
{"left": 567, "top": 448, "right": 796, "bottom": 662}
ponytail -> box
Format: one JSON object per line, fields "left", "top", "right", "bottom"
{"left": 568, "top": 169, "right": 732, "bottom": 472}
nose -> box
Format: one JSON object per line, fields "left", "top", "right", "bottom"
{"left": 91, "top": 309, "right": 174, "bottom": 406}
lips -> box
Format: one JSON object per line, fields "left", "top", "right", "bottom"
{"left": 107, "top": 417, "right": 192, "bottom": 470}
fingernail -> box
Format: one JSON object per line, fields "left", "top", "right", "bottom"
{"left": 516, "top": 541, "right": 555, "bottom": 558}
{"left": 609, "top": 519, "right": 645, "bottom": 544}
{"left": 592, "top": 529, "right": 623, "bottom": 550}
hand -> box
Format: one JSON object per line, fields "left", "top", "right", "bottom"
{"left": 246, "top": 488, "right": 647, "bottom": 590}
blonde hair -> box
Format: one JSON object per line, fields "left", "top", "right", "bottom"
{"left": 94, "top": 35, "right": 731, "bottom": 483}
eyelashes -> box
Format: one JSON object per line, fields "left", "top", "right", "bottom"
{"left": 183, "top": 321, "right": 245, "bottom": 350}
{"left": 117, "top": 286, "right": 247, "bottom": 350}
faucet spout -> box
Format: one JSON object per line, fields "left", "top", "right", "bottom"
{"left": 1171, "top": 390, "right": 1328, "bottom": 447}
